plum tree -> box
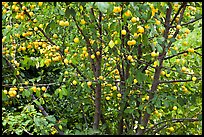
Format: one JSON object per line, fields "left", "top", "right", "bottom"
{"left": 2, "top": 2, "right": 202, "bottom": 135}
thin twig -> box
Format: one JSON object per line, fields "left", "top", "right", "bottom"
{"left": 159, "top": 77, "right": 201, "bottom": 84}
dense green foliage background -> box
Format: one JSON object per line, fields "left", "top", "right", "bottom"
{"left": 2, "top": 2, "right": 202, "bottom": 135}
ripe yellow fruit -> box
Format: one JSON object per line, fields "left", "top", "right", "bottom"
{"left": 142, "top": 98, "right": 145, "bottom": 101}
{"left": 16, "top": 71, "right": 20, "bottom": 75}
{"left": 64, "top": 48, "right": 69, "bottom": 53}
{"left": 182, "top": 41, "right": 188, "bottom": 46}
{"left": 166, "top": 73, "right": 170, "bottom": 77}
{"left": 127, "top": 55, "right": 133, "bottom": 61}
{"left": 127, "top": 40, "right": 136, "bottom": 46}
{"left": 22, "top": 6, "right": 27, "bottom": 10}
{"left": 24, "top": 81, "right": 29, "bottom": 85}
{"left": 39, "top": 24, "right": 43, "bottom": 28}
{"left": 137, "top": 26, "right": 144, "bottom": 33}
{"left": 155, "top": 19, "right": 161, "bottom": 25}
{"left": 145, "top": 96, "right": 149, "bottom": 101}
{"left": 74, "top": 37, "right": 79, "bottom": 43}
{"left": 134, "top": 33, "right": 138, "bottom": 38}
{"left": 131, "top": 17, "right": 138, "bottom": 23}
{"left": 59, "top": 20, "right": 65, "bottom": 26}
{"left": 183, "top": 52, "right": 188, "bottom": 56}
{"left": 151, "top": 51, "right": 157, "bottom": 57}
{"left": 19, "top": 87, "right": 24, "bottom": 92}
{"left": 3, "top": 90, "right": 8, "bottom": 94}
{"left": 41, "top": 86, "right": 46, "bottom": 91}
{"left": 53, "top": 34, "right": 58, "bottom": 39}
{"left": 181, "top": 66, "right": 187, "bottom": 72}
{"left": 154, "top": 110, "right": 158, "bottom": 114}
{"left": 91, "top": 54, "right": 95, "bottom": 59}
{"left": 133, "top": 79, "right": 138, "bottom": 84}
{"left": 96, "top": 51, "right": 100, "bottom": 56}
{"left": 64, "top": 21, "right": 69, "bottom": 26}
{"left": 29, "top": 12, "right": 34, "bottom": 16}
{"left": 82, "top": 47, "right": 87, "bottom": 51}
{"left": 121, "top": 30, "right": 127, "bottom": 35}
{"left": 177, "top": 35, "right": 181, "bottom": 39}
{"left": 185, "top": 29, "right": 190, "bottom": 34}
{"left": 99, "top": 76, "right": 104, "bottom": 80}
{"left": 32, "top": 86, "right": 37, "bottom": 92}
{"left": 64, "top": 58, "right": 69, "bottom": 64}
{"left": 160, "top": 71, "right": 166, "bottom": 76}
{"left": 173, "top": 106, "right": 177, "bottom": 110}
{"left": 106, "top": 96, "right": 110, "bottom": 100}
{"left": 72, "top": 80, "right": 77, "bottom": 85}
{"left": 15, "top": 7, "right": 20, "bottom": 12}
{"left": 80, "top": 19, "right": 86, "bottom": 25}
{"left": 117, "top": 93, "right": 122, "bottom": 98}
{"left": 8, "top": 90, "right": 17, "bottom": 97}
{"left": 124, "top": 10, "right": 131, "bottom": 17}
{"left": 167, "top": 127, "right": 174, "bottom": 132}
{"left": 33, "top": 18, "right": 37, "bottom": 23}
{"left": 113, "top": 6, "right": 122, "bottom": 13}
{"left": 87, "top": 81, "right": 92, "bottom": 86}
{"left": 38, "top": 2, "right": 43, "bottom": 6}
{"left": 168, "top": 34, "right": 173, "bottom": 39}
{"left": 176, "top": 25, "right": 181, "bottom": 30}
{"left": 112, "top": 86, "right": 117, "bottom": 91}
{"left": 64, "top": 71, "right": 68, "bottom": 75}
{"left": 192, "top": 77, "right": 197, "bottom": 81}
{"left": 187, "top": 48, "right": 194, "bottom": 53}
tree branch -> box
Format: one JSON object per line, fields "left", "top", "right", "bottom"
{"left": 72, "top": 16, "right": 97, "bottom": 78}
{"left": 164, "top": 46, "right": 202, "bottom": 60}
{"left": 145, "top": 118, "right": 200, "bottom": 134}
{"left": 170, "top": 16, "right": 202, "bottom": 28}
{"left": 159, "top": 77, "right": 202, "bottom": 84}
{"left": 170, "top": 3, "right": 186, "bottom": 25}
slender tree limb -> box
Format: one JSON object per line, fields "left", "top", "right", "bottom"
{"left": 159, "top": 78, "right": 201, "bottom": 84}
{"left": 170, "top": 16, "right": 202, "bottom": 28}
{"left": 170, "top": 3, "right": 186, "bottom": 25}
{"left": 136, "top": 3, "right": 174, "bottom": 135}
{"left": 164, "top": 46, "right": 202, "bottom": 60}
{"left": 145, "top": 118, "right": 200, "bottom": 134}
{"left": 194, "top": 51, "right": 202, "bottom": 56}
{"left": 72, "top": 16, "right": 97, "bottom": 78}
{"left": 81, "top": 103, "right": 88, "bottom": 129}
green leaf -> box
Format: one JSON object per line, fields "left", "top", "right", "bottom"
{"left": 198, "top": 114, "right": 202, "bottom": 121}
{"left": 142, "top": 34, "right": 148, "bottom": 46}
{"left": 163, "top": 100, "right": 169, "bottom": 107}
{"left": 59, "top": 90, "right": 63, "bottom": 99}
{"left": 96, "top": 2, "right": 110, "bottom": 13}
{"left": 24, "top": 89, "right": 31, "bottom": 98}
{"left": 39, "top": 98, "right": 45, "bottom": 105}
{"left": 2, "top": 92, "right": 8, "bottom": 101}
{"left": 40, "top": 59, "right": 44, "bottom": 67}
{"left": 36, "top": 90, "right": 41, "bottom": 98}
{"left": 169, "top": 37, "right": 176, "bottom": 43}
{"left": 45, "top": 115, "right": 56, "bottom": 123}
{"left": 104, "top": 46, "right": 109, "bottom": 53}
{"left": 12, "top": 79, "right": 16, "bottom": 85}
{"left": 135, "top": 70, "right": 146, "bottom": 84}
{"left": 62, "top": 87, "right": 68, "bottom": 96}
{"left": 146, "top": 107, "right": 152, "bottom": 114}
{"left": 65, "top": 8, "right": 76, "bottom": 17}
{"left": 33, "top": 100, "right": 41, "bottom": 106}
{"left": 108, "top": 40, "right": 115, "bottom": 48}
{"left": 138, "top": 104, "right": 144, "bottom": 110}
{"left": 156, "top": 44, "right": 163, "bottom": 53}
{"left": 34, "top": 116, "right": 40, "bottom": 126}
